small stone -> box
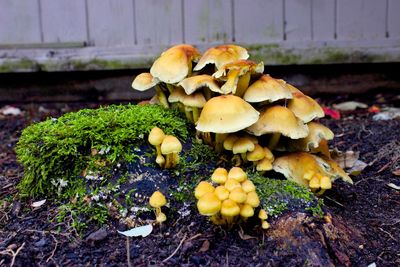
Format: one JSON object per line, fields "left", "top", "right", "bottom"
{"left": 86, "top": 228, "right": 108, "bottom": 243}
{"left": 34, "top": 238, "right": 47, "bottom": 247}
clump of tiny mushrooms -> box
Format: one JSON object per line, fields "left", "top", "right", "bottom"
{"left": 194, "top": 167, "right": 269, "bottom": 228}
{"left": 133, "top": 43, "right": 353, "bottom": 225}
{"left": 148, "top": 126, "right": 182, "bottom": 169}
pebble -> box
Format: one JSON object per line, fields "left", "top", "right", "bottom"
{"left": 34, "top": 238, "right": 47, "bottom": 247}
{"left": 85, "top": 228, "right": 108, "bottom": 243}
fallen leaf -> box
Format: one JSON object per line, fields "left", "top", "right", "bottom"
{"left": 372, "top": 107, "right": 400, "bottom": 121}
{"left": 118, "top": 224, "right": 153, "bottom": 237}
{"left": 31, "top": 199, "right": 46, "bottom": 208}
{"left": 199, "top": 240, "right": 210, "bottom": 252}
{"left": 331, "top": 150, "right": 360, "bottom": 169}
{"left": 387, "top": 183, "right": 400, "bottom": 190}
{"left": 392, "top": 169, "right": 400, "bottom": 176}
{"left": 322, "top": 107, "right": 341, "bottom": 120}
{"left": 348, "top": 160, "right": 368, "bottom": 176}
{"left": 238, "top": 227, "right": 257, "bottom": 240}
{"left": 86, "top": 228, "right": 108, "bottom": 242}
{"left": 334, "top": 101, "right": 367, "bottom": 111}
{"left": 0, "top": 105, "right": 22, "bottom": 116}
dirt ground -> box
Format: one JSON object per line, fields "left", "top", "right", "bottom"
{"left": 0, "top": 91, "right": 399, "bottom": 266}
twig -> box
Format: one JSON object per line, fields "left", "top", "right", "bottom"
{"left": 185, "top": 233, "right": 202, "bottom": 242}
{"left": 162, "top": 233, "right": 187, "bottom": 263}
{"left": 0, "top": 242, "right": 25, "bottom": 267}
{"left": 46, "top": 234, "right": 58, "bottom": 263}
{"left": 324, "top": 196, "right": 344, "bottom": 207}
{"left": 378, "top": 227, "right": 397, "bottom": 242}
{"left": 377, "top": 155, "right": 400, "bottom": 173}
{"left": 126, "top": 237, "right": 131, "bottom": 267}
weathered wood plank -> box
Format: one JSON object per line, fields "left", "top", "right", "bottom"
{"left": 311, "top": 0, "right": 335, "bottom": 40}
{"left": 234, "top": 0, "right": 283, "bottom": 43}
{"left": 87, "top": 0, "right": 135, "bottom": 46}
{"left": 184, "top": 0, "right": 232, "bottom": 44}
{"left": 41, "top": 0, "right": 87, "bottom": 43}
{"left": 388, "top": 0, "right": 400, "bottom": 39}
{"left": 336, "top": 0, "right": 386, "bottom": 40}
{"left": 135, "top": 0, "right": 183, "bottom": 45}
{"left": 0, "top": 0, "right": 42, "bottom": 43}
{"left": 285, "top": 0, "right": 312, "bottom": 41}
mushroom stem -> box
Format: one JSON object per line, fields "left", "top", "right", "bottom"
{"left": 163, "top": 154, "right": 172, "bottom": 169}
{"left": 215, "top": 133, "right": 228, "bottom": 153}
{"left": 231, "top": 154, "right": 242, "bottom": 166}
{"left": 155, "top": 145, "right": 162, "bottom": 157}
{"left": 268, "top": 133, "right": 281, "bottom": 150}
{"left": 240, "top": 153, "right": 248, "bottom": 163}
{"left": 184, "top": 106, "right": 193, "bottom": 122}
{"left": 192, "top": 107, "right": 200, "bottom": 123}
{"left": 316, "top": 189, "right": 326, "bottom": 196}
{"left": 166, "top": 84, "right": 175, "bottom": 94}
{"left": 222, "top": 69, "right": 240, "bottom": 94}
{"left": 202, "top": 132, "right": 213, "bottom": 146}
{"left": 235, "top": 72, "right": 251, "bottom": 98}
{"left": 155, "top": 85, "right": 169, "bottom": 108}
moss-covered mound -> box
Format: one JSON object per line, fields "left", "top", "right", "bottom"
{"left": 16, "top": 104, "right": 189, "bottom": 198}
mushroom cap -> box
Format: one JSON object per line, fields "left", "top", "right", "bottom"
{"left": 288, "top": 92, "right": 324, "bottom": 123}
{"left": 149, "top": 191, "right": 167, "bottom": 208}
{"left": 197, "top": 192, "right": 221, "bottom": 216}
{"left": 247, "top": 144, "right": 266, "bottom": 162}
{"left": 224, "top": 178, "right": 241, "bottom": 192}
{"left": 228, "top": 167, "right": 247, "bottom": 182}
{"left": 148, "top": 127, "right": 166, "bottom": 146}
{"left": 181, "top": 92, "right": 206, "bottom": 108}
{"left": 211, "top": 167, "right": 228, "bottom": 184}
{"left": 196, "top": 95, "right": 260, "bottom": 133}
{"left": 132, "top": 72, "right": 159, "bottom": 91}
{"left": 320, "top": 176, "right": 332, "bottom": 189}
{"left": 161, "top": 135, "right": 182, "bottom": 155}
{"left": 288, "top": 122, "right": 334, "bottom": 151}
{"left": 213, "top": 60, "right": 264, "bottom": 79}
{"left": 168, "top": 87, "right": 187, "bottom": 103}
{"left": 221, "top": 199, "right": 240, "bottom": 217}
{"left": 178, "top": 75, "right": 223, "bottom": 95}
{"left": 321, "top": 156, "right": 353, "bottom": 184}
{"left": 256, "top": 157, "right": 273, "bottom": 172}
{"left": 245, "top": 191, "right": 260, "bottom": 207}
{"left": 243, "top": 75, "right": 293, "bottom": 103}
{"left": 264, "top": 147, "right": 274, "bottom": 161}
{"left": 272, "top": 152, "right": 323, "bottom": 187}
{"left": 194, "top": 44, "right": 249, "bottom": 71}
{"left": 229, "top": 187, "right": 247, "bottom": 203}
{"left": 194, "top": 181, "right": 215, "bottom": 199}
{"left": 156, "top": 154, "right": 165, "bottom": 166}
{"left": 258, "top": 209, "right": 268, "bottom": 220}
{"left": 232, "top": 137, "right": 255, "bottom": 154}
{"left": 150, "top": 44, "right": 201, "bottom": 84}
{"left": 214, "top": 185, "right": 230, "bottom": 201}
{"left": 277, "top": 79, "right": 302, "bottom": 94}
{"left": 241, "top": 179, "right": 256, "bottom": 193}
{"left": 309, "top": 176, "right": 320, "bottom": 189}
{"left": 261, "top": 221, "right": 270, "bottom": 229}
{"left": 246, "top": 106, "right": 309, "bottom": 139}
{"left": 223, "top": 134, "right": 239, "bottom": 151}
{"left": 240, "top": 204, "right": 255, "bottom": 218}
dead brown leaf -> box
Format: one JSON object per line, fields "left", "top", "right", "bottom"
{"left": 199, "top": 240, "right": 210, "bottom": 252}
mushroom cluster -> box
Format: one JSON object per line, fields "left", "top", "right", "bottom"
{"left": 195, "top": 167, "right": 265, "bottom": 227}
{"left": 148, "top": 127, "right": 182, "bottom": 168}
{"left": 149, "top": 191, "right": 167, "bottom": 224}
{"left": 133, "top": 44, "right": 353, "bottom": 193}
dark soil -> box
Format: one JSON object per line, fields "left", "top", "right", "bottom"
{"left": 0, "top": 93, "right": 399, "bottom": 267}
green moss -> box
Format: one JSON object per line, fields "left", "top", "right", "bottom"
{"left": 249, "top": 172, "right": 322, "bottom": 217}
{"left": 16, "top": 104, "right": 189, "bottom": 198}
{"left": 0, "top": 58, "right": 39, "bottom": 72}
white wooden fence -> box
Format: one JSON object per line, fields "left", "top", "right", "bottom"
{"left": 0, "top": 0, "right": 399, "bottom": 72}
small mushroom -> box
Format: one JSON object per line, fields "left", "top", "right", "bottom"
{"left": 288, "top": 92, "right": 324, "bottom": 123}
{"left": 232, "top": 137, "right": 255, "bottom": 164}
{"left": 243, "top": 74, "right": 293, "bottom": 103}
{"left": 211, "top": 167, "right": 228, "bottom": 185}
{"left": 220, "top": 199, "right": 240, "bottom": 225}
{"left": 228, "top": 167, "right": 247, "bottom": 182}
{"left": 194, "top": 181, "right": 215, "bottom": 199}
{"left": 148, "top": 127, "right": 166, "bottom": 167}
{"left": 132, "top": 73, "right": 169, "bottom": 108}
{"left": 178, "top": 74, "right": 223, "bottom": 99}
{"left": 160, "top": 135, "right": 182, "bottom": 168}
{"left": 149, "top": 191, "right": 167, "bottom": 224}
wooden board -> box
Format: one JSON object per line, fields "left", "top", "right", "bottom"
{"left": 336, "top": 0, "right": 386, "bottom": 40}
{"left": 388, "top": 0, "right": 400, "bottom": 39}
{"left": 87, "top": 0, "right": 135, "bottom": 46}
{"left": 0, "top": 0, "right": 42, "bottom": 43}
{"left": 184, "top": 0, "right": 233, "bottom": 44}
{"left": 41, "top": 0, "right": 87, "bottom": 43}
{"left": 135, "top": 0, "right": 183, "bottom": 45}
{"left": 234, "top": 0, "right": 283, "bottom": 43}
{"left": 285, "top": 0, "right": 312, "bottom": 41}
{"left": 311, "top": 0, "right": 335, "bottom": 40}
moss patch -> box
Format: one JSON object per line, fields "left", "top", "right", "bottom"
{"left": 16, "top": 104, "right": 189, "bottom": 198}
{"left": 249, "top": 172, "right": 322, "bottom": 217}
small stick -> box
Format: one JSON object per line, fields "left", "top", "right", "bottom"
{"left": 0, "top": 242, "right": 25, "bottom": 267}
{"left": 162, "top": 233, "right": 187, "bottom": 263}
{"left": 126, "top": 237, "right": 131, "bottom": 267}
